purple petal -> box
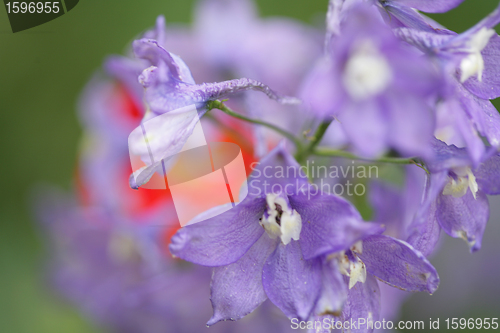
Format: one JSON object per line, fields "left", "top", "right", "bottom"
{"left": 462, "top": 34, "right": 500, "bottom": 100}
{"left": 301, "top": 57, "right": 345, "bottom": 119}
{"left": 406, "top": 171, "right": 447, "bottom": 257}
{"left": 127, "top": 106, "right": 206, "bottom": 189}
{"left": 314, "top": 259, "right": 348, "bottom": 316}
{"left": 436, "top": 190, "right": 489, "bottom": 252}
{"left": 357, "top": 235, "right": 440, "bottom": 293}
{"left": 262, "top": 241, "right": 322, "bottom": 320}
{"left": 289, "top": 192, "right": 384, "bottom": 260}
{"left": 325, "top": 0, "right": 345, "bottom": 43}
{"left": 391, "top": 0, "right": 465, "bottom": 13}
{"left": 426, "top": 138, "right": 472, "bottom": 173}
{"left": 476, "top": 154, "right": 500, "bottom": 195}
{"left": 381, "top": 2, "right": 436, "bottom": 32}
{"left": 394, "top": 28, "right": 454, "bottom": 52}
{"left": 185, "top": 78, "right": 301, "bottom": 105}
{"left": 207, "top": 234, "right": 277, "bottom": 326}
{"left": 459, "top": 87, "right": 500, "bottom": 148}
{"left": 386, "top": 92, "right": 435, "bottom": 159}
{"left": 133, "top": 39, "right": 195, "bottom": 84}
{"left": 435, "top": 97, "right": 486, "bottom": 166}
{"left": 338, "top": 100, "right": 389, "bottom": 158}
{"left": 169, "top": 197, "right": 265, "bottom": 266}
{"left": 340, "top": 274, "right": 380, "bottom": 333}
{"left": 247, "top": 142, "right": 309, "bottom": 197}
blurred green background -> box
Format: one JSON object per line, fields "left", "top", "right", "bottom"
{"left": 1, "top": 0, "right": 500, "bottom": 332}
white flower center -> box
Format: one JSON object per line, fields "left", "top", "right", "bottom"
{"left": 343, "top": 39, "right": 393, "bottom": 100}
{"left": 459, "top": 27, "right": 495, "bottom": 83}
{"left": 260, "top": 193, "right": 302, "bottom": 245}
{"left": 332, "top": 241, "right": 366, "bottom": 289}
{"left": 442, "top": 166, "right": 478, "bottom": 199}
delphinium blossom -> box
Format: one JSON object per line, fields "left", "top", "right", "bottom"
{"left": 127, "top": 28, "right": 300, "bottom": 189}
{"left": 302, "top": 3, "right": 444, "bottom": 159}
{"left": 407, "top": 139, "right": 500, "bottom": 254}
{"left": 170, "top": 145, "right": 440, "bottom": 327}
{"left": 39, "top": 62, "right": 297, "bottom": 333}
{"left": 36, "top": 0, "right": 500, "bottom": 332}
{"left": 393, "top": 3, "right": 500, "bottom": 164}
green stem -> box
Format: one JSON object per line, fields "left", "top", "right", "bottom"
{"left": 206, "top": 100, "right": 429, "bottom": 174}
{"left": 295, "top": 120, "right": 332, "bottom": 164}
{"left": 312, "top": 147, "right": 428, "bottom": 172}
{"left": 208, "top": 100, "right": 303, "bottom": 150}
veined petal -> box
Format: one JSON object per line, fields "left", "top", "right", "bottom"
{"left": 314, "top": 259, "right": 348, "bottom": 317}
{"left": 475, "top": 154, "right": 500, "bottom": 195}
{"left": 381, "top": 2, "right": 436, "bottom": 32}
{"left": 207, "top": 234, "right": 277, "bottom": 326}
{"left": 462, "top": 35, "right": 500, "bottom": 100}
{"left": 289, "top": 191, "right": 384, "bottom": 260}
{"left": 340, "top": 274, "right": 380, "bottom": 333}
{"left": 357, "top": 235, "right": 440, "bottom": 293}
{"left": 390, "top": 0, "right": 465, "bottom": 13}
{"left": 247, "top": 142, "right": 309, "bottom": 198}
{"left": 406, "top": 171, "right": 447, "bottom": 257}
{"left": 133, "top": 39, "right": 195, "bottom": 84}
{"left": 394, "top": 28, "right": 454, "bottom": 52}
{"left": 169, "top": 197, "right": 266, "bottom": 266}
{"left": 262, "top": 241, "right": 322, "bottom": 320}
{"left": 436, "top": 190, "right": 489, "bottom": 252}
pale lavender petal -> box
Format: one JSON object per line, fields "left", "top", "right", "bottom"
{"left": 169, "top": 197, "right": 265, "bottom": 266}
{"left": 381, "top": 2, "right": 436, "bottom": 32}
{"left": 300, "top": 57, "right": 345, "bottom": 119}
{"left": 475, "top": 154, "right": 500, "bottom": 195}
{"left": 262, "top": 241, "right": 322, "bottom": 320}
{"left": 340, "top": 274, "right": 380, "bottom": 333}
{"left": 133, "top": 39, "right": 195, "bottom": 84}
{"left": 435, "top": 97, "right": 486, "bottom": 166}
{"left": 289, "top": 192, "right": 384, "bottom": 260}
{"left": 386, "top": 91, "right": 435, "bottom": 159}
{"left": 426, "top": 138, "right": 472, "bottom": 172}
{"left": 394, "top": 28, "right": 454, "bottom": 51}
{"left": 314, "top": 259, "right": 348, "bottom": 317}
{"left": 247, "top": 142, "right": 309, "bottom": 197}
{"left": 127, "top": 107, "right": 206, "bottom": 189}
{"left": 391, "top": 0, "right": 465, "bottom": 13}
{"left": 358, "top": 235, "right": 440, "bottom": 293}
{"left": 436, "top": 190, "right": 489, "bottom": 252}
{"left": 458, "top": 82, "right": 500, "bottom": 148}
{"left": 325, "top": 0, "right": 346, "bottom": 43}
{"left": 185, "top": 78, "right": 301, "bottom": 105}
{"left": 462, "top": 35, "right": 500, "bottom": 100}
{"left": 338, "top": 100, "right": 388, "bottom": 158}
{"left": 406, "top": 172, "right": 446, "bottom": 257}
{"left": 207, "top": 234, "right": 278, "bottom": 326}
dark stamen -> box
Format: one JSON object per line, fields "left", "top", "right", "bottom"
{"left": 274, "top": 203, "right": 284, "bottom": 225}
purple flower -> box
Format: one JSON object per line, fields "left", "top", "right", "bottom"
{"left": 303, "top": 3, "right": 443, "bottom": 158}
{"left": 37, "top": 188, "right": 298, "bottom": 333}
{"left": 169, "top": 144, "right": 439, "bottom": 325}
{"left": 408, "top": 139, "right": 500, "bottom": 254}
{"left": 128, "top": 36, "right": 299, "bottom": 189}
{"left": 393, "top": 4, "right": 500, "bottom": 163}
{"left": 376, "top": 0, "right": 465, "bottom": 32}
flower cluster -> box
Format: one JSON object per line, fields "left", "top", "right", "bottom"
{"left": 38, "top": 0, "right": 500, "bottom": 332}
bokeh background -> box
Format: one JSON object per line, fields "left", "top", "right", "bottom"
{"left": 1, "top": 0, "right": 500, "bottom": 332}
